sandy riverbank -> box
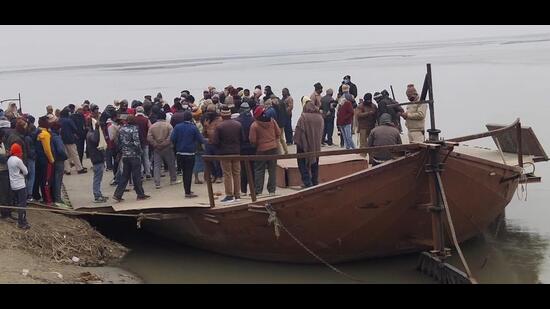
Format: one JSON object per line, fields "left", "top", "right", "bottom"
{"left": 0, "top": 209, "right": 142, "bottom": 284}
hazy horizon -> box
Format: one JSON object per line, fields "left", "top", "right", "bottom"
{"left": 1, "top": 25, "right": 550, "bottom": 69}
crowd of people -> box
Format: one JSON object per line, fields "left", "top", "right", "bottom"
{"left": 0, "top": 75, "right": 427, "bottom": 229}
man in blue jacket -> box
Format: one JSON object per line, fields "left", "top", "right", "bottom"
{"left": 171, "top": 111, "right": 205, "bottom": 198}
{"left": 59, "top": 108, "right": 86, "bottom": 175}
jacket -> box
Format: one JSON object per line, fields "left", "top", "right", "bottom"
{"left": 338, "top": 82, "right": 358, "bottom": 98}
{"left": 310, "top": 92, "right": 322, "bottom": 107}
{"left": 171, "top": 121, "right": 205, "bottom": 154}
{"left": 337, "top": 101, "right": 354, "bottom": 126}
{"left": 203, "top": 116, "right": 222, "bottom": 144}
{"left": 147, "top": 120, "right": 173, "bottom": 151}
{"left": 356, "top": 103, "right": 378, "bottom": 131}
{"left": 367, "top": 124, "right": 402, "bottom": 161}
{"left": 320, "top": 95, "right": 336, "bottom": 119}
{"left": 118, "top": 124, "right": 142, "bottom": 158}
{"left": 36, "top": 128, "right": 55, "bottom": 164}
{"left": 236, "top": 112, "right": 256, "bottom": 152}
{"left": 86, "top": 126, "right": 105, "bottom": 165}
{"left": 51, "top": 132, "right": 68, "bottom": 162}
{"left": 212, "top": 119, "right": 243, "bottom": 155}
{"left": 249, "top": 119, "right": 281, "bottom": 152}
{"left": 59, "top": 117, "right": 78, "bottom": 144}
{"left": 134, "top": 113, "right": 151, "bottom": 147}
{"left": 405, "top": 102, "right": 427, "bottom": 132}
{"left": 70, "top": 112, "right": 87, "bottom": 140}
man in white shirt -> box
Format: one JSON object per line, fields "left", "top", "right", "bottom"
{"left": 7, "top": 143, "right": 30, "bottom": 229}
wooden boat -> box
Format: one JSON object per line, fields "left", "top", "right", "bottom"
{"left": 60, "top": 65, "right": 548, "bottom": 266}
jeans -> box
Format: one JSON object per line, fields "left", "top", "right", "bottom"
{"left": 284, "top": 115, "right": 293, "bottom": 144}
{"left": 153, "top": 147, "right": 177, "bottom": 186}
{"left": 76, "top": 137, "right": 85, "bottom": 165}
{"left": 254, "top": 148, "right": 279, "bottom": 194}
{"left": 240, "top": 148, "right": 256, "bottom": 194}
{"left": 53, "top": 161, "right": 64, "bottom": 203}
{"left": 341, "top": 124, "right": 356, "bottom": 149}
{"left": 114, "top": 157, "right": 145, "bottom": 198}
{"left": 323, "top": 117, "right": 335, "bottom": 145}
{"left": 26, "top": 159, "right": 35, "bottom": 198}
{"left": 14, "top": 188, "right": 28, "bottom": 225}
{"left": 204, "top": 144, "right": 222, "bottom": 178}
{"left": 176, "top": 154, "right": 195, "bottom": 195}
{"left": 297, "top": 146, "right": 319, "bottom": 187}
{"left": 105, "top": 147, "right": 114, "bottom": 170}
{"left": 92, "top": 163, "right": 104, "bottom": 199}
{"left": 141, "top": 144, "right": 151, "bottom": 177}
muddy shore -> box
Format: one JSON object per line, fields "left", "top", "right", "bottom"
{"left": 0, "top": 210, "right": 142, "bottom": 284}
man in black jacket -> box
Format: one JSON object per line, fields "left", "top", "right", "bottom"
{"left": 338, "top": 75, "right": 358, "bottom": 98}
{"left": 86, "top": 118, "right": 108, "bottom": 203}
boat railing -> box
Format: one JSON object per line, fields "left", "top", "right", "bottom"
{"left": 202, "top": 143, "right": 426, "bottom": 208}
{"left": 448, "top": 118, "right": 524, "bottom": 167}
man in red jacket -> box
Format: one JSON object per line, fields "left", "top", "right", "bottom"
{"left": 337, "top": 94, "right": 356, "bottom": 149}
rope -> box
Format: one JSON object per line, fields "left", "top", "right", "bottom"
{"left": 514, "top": 165, "right": 530, "bottom": 202}
{"left": 435, "top": 172, "right": 478, "bottom": 284}
{"left": 264, "top": 203, "right": 366, "bottom": 283}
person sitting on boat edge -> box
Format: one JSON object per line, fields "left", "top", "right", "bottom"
{"left": 402, "top": 84, "right": 427, "bottom": 143}
{"left": 367, "top": 113, "right": 402, "bottom": 166}
{"left": 294, "top": 98, "right": 324, "bottom": 188}
{"left": 171, "top": 111, "right": 205, "bottom": 198}
{"left": 211, "top": 107, "right": 244, "bottom": 203}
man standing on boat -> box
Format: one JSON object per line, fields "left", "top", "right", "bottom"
{"left": 280, "top": 88, "right": 294, "bottom": 146}
{"left": 367, "top": 113, "right": 402, "bottom": 166}
{"left": 294, "top": 98, "right": 324, "bottom": 188}
{"left": 356, "top": 93, "right": 378, "bottom": 154}
{"left": 249, "top": 106, "right": 281, "bottom": 196}
{"left": 310, "top": 83, "right": 323, "bottom": 108}
{"left": 171, "top": 111, "right": 205, "bottom": 198}
{"left": 320, "top": 89, "right": 337, "bottom": 146}
{"left": 113, "top": 115, "right": 150, "bottom": 202}
{"left": 402, "top": 84, "right": 427, "bottom": 143}
{"left": 147, "top": 111, "right": 180, "bottom": 189}
{"left": 338, "top": 75, "right": 358, "bottom": 98}
{"left": 212, "top": 107, "right": 244, "bottom": 203}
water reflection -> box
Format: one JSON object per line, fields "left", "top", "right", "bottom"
{"left": 89, "top": 215, "right": 549, "bottom": 284}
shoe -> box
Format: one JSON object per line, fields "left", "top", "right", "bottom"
{"left": 27, "top": 198, "right": 35, "bottom": 203}
{"left": 55, "top": 202, "right": 71, "bottom": 209}
{"left": 268, "top": 192, "right": 276, "bottom": 196}
{"left": 185, "top": 193, "right": 198, "bottom": 198}
{"left": 170, "top": 180, "right": 183, "bottom": 185}
{"left": 177, "top": 171, "right": 183, "bottom": 176}
{"left": 145, "top": 175, "right": 152, "bottom": 180}
{"left": 234, "top": 197, "right": 241, "bottom": 202}
{"left": 215, "top": 179, "right": 223, "bottom": 184}
{"left": 124, "top": 188, "right": 130, "bottom": 192}
{"left": 64, "top": 171, "right": 71, "bottom": 175}
{"left": 112, "top": 196, "right": 124, "bottom": 202}
{"left": 161, "top": 174, "right": 166, "bottom": 178}
{"left": 155, "top": 185, "right": 161, "bottom": 189}
{"left": 241, "top": 192, "right": 247, "bottom": 196}
{"left": 106, "top": 168, "right": 112, "bottom": 172}
{"left": 137, "top": 195, "right": 151, "bottom": 200}
{"left": 93, "top": 197, "right": 107, "bottom": 203}
{"left": 77, "top": 169, "right": 87, "bottom": 174}
{"left": 321, "top": 142, "right": 327, "bottom": 146}
{"left": 110, "top": 179, "right": 118, "bottom": 186}
{"left": 194, "top": 179, "right": 203, "bottom": 184}
{"left": 17, "top": 222, "right": 31, "bottom": 230}
{"left": 220, "top": 196, "right": 235, "bottom": 203}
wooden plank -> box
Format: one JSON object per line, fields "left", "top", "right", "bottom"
{"left": 203, "top": 144, "right": 423, "bottom": 161}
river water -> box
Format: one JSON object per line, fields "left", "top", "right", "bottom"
{"left": 2, "top": 31, "right": 549, "bottom": 283}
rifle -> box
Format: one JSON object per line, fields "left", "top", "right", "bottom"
{"left": 390, "top": 85, "right": 396, "bottom": 101}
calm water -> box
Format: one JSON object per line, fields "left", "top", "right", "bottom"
{"left": 2, "top": 32, "right": 549, "bottom": 283}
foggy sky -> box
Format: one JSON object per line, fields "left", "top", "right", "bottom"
{"left": 1, "top": 25, "right": 550, "bottom": 68}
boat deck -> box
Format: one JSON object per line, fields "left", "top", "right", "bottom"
{"left": 64, "top": 143, "right": 367, "bottom": 213}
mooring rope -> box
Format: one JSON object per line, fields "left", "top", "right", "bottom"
{"left": 435, "top": 172, "right": 478, "bottom": 284}
{"left": 264, "top": 203, "right": 365, "bottom": 283}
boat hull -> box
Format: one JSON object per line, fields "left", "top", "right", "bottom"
{"left": 144, "top": 149, "right": 520, "bottom": 264}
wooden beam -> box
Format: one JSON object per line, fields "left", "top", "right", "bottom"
{"left": 202, "top": 143, "right": 423, "bottom": 162}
